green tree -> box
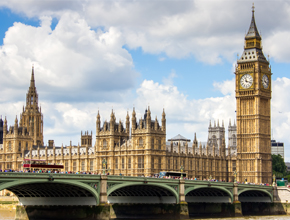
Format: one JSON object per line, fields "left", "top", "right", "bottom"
{"left": 272, "top": 154, "right": 286, "bottom": 177}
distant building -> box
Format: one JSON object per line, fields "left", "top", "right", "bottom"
{"left": 271, "top": 140, "right": 284, "bottom": 159}
{"left": 0, "top": 117, "right": 3, "bottom": 144}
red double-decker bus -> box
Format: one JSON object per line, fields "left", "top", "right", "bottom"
{"left": 23, "top": 159, "right": 64, "bottom": 171}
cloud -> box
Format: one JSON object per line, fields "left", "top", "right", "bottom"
{"left": 1, "top": 1, "right": 290, "bottom": 64}
{"left": 0, "top": 12, "right": 138, "bottom": 104}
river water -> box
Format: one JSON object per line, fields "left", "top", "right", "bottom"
{"left": 1, "top": 210, "right": 290, "bottom": 220}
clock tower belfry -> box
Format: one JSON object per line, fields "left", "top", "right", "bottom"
{"left": 235, "top": 5, "right": 272, "bottom": 184}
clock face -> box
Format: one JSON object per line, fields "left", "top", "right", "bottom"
{"left": 240, "top": 74, "right": 253, "bottom": 89}
{"left": 262, "top": 74, "right": 269, "bottom": 89}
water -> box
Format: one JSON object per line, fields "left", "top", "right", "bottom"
{"left": 0, "top": 210, "right": 290, "bottom": 220}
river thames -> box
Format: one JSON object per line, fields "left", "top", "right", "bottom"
{"left": 1, "top": 210, "right": 290, "bottom": 220}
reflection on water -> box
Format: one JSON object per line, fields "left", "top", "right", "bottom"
{"left": 0, "top": 211, "right": 290, "bottom": 220}
{"left": 0, "top": 210, "right": 16, "bottom": 220}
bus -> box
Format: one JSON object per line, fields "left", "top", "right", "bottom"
{"left": 159, "top": 171, "right": 187, "bottom": 178}
{"left": 23, "top": 159, "right": 64, "bottom": 172}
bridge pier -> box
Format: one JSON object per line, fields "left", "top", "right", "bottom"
{"left": 178, "top": 179, "right": 189, "bottom": 219}
{"left": 233, "top": 183, "right": 243, "bottom": 217}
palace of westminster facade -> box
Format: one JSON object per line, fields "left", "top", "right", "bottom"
{"left": 0, "top": 7, "right": 272, "bottom": 183}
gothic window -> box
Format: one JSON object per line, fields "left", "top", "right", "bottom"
{"left": 168, "top": 159, "right": 170, "bottom": 169}
{"left": 151, "top": 157, "right": 154, "bottom": 169}
{"left": 158, "top": 158, "right": 161, "bottom": 169}
{"left": 90, "top": 160, "right": 94, "bottom": 171}
{"left": 232, "top": 161, "right": 236, "bottom": 171}
{"left": 139, "top": 138, "right": 143, "bottom": 148}
{"left": 8, "top": 142, "right": 11, "bottom": 151}
{"left": 128, "top": 158, "right": 131, "bottom": 169}
{"left": 81, "top": 160, "right": 85, "bottom": 171}
{"left": 174, "top": 159, "right": 177, "bottom": 170}
{"left": 18, "top": 142, "right": 21, "bottom": 152}
{"left": 115, "top": 158, "right": 118, "bottom": 169}
{"left": 189, "top": 160, "right": 192, "bottom": 169}
{"left": 196, "top": 161, "right": 199, "bottom": 171}
{"left": 138, "top": 156, "right": 144, "bottom": 169}
{"left": 26, "top": 142, "right": 28, "bottom": 150}
{"left": 65, "top": 161, "right": 68, "bottom": 170}
{"left": 103, "top": 140, "right": 107, "bottom": 148}
{"left": 73, "top": 161, "right": 77, "bottom": 172}
{"left": 151, "top": 138, "right": 154, "bottom": 149}
{"left": 232, "top": 135, "right": 236, "bottom": 146}
{"left": 158, "top": 139, "right": 161, "bottom": 150}
{"left": 122, "top": 158, "right": 125, "bottom": 169}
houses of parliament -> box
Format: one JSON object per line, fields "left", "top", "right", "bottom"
{"left": 0, "top": 6, "right": 272, "bottom": 184}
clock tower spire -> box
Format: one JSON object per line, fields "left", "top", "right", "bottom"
{"left": 235, "top": 5, "right": 272, "bottom": 184}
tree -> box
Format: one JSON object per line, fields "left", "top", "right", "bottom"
{"left": 272, "top": 154, "right": 287, "bottom": 177}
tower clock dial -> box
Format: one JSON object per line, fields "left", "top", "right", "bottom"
{"left": 240, "top": 74, "right": 253, "bottom": 89}
{"left": 262, "top": 74, "right": 269, "bottom": 89}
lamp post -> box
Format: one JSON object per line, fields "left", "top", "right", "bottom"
{"left": 180, "top": 165, "right": 184, "bottom": 179}
{"left": 102, "top": 159, "right": 107, "bottom": 175}
{"left": 273, "top": 174, "right": 276, "bottom": 186}
{"left": 233, "top": 170, "right": 237, "bottom": 183}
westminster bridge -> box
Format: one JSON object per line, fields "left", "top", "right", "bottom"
{"left": 0, "top": 173, "right": 279, "bottom": 219}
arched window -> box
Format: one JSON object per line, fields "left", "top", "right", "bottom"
{"left": 128, "top": 158, "right": 131, "bottom": 169}
{"left": 103, "top": 140, "right": 107, "bottom": 147}
{"left": 158, "top": 139, "right": 161, "bottom": 150}
{"left": 232, "top": 134, "right": 236, "bottom": 146}
{"left": 151, "top": 138, "right": 154, "bottom": 149}
{"left": 26, "top": 142, "right": 28, "bottom": 150}
{"left": 139, "top": 138, "right": 143, "bottom": 148}
{"left": 8, "top": 142, "right": 11, "bottom": 151}
{"left": 115, "top": 158, "right": 118, "bottom": 169}
{"left": 18, "top": 142, "right": 21, "bottom": 152}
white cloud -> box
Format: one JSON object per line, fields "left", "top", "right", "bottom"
{"left": 0, "top": 12, "right": 138, "bottom": 103}
{"left": 1, "top": 1, "right": 290, "bottom": 64}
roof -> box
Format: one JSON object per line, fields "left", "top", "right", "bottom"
{"left": 168, "top": 134, "right": 190, "bottom": 142}
{"left": 245, "top": 7, "right": 261, "bottom": 40}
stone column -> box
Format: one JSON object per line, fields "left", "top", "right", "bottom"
{"left": 100, "top": 175, "right": 108, "bottom": 204}
{"left": 233, "top": 183, "right": 242, "bottom": 216}
{"left": 178, "top": 179, "right": 189, "bottom": 219}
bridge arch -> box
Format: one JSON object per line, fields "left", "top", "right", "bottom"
{"left": 0, "top": 179, "right": 99, "bottom": 206}
{"left": 107, "top": 182, "right": 179, "bottom": 204}
{"left": 238, "top": 189, "right": 273, "bottom": 203}
{"left": 185, "top": 186, "right": 233, "bottom": 203}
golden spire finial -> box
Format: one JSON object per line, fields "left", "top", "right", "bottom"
{"left": 252, "top": 3, "right": 255, "bottom": 13}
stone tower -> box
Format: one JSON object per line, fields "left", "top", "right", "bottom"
{"left": 208, "top": 119, "right": 225, "bottom": 151}
{"left": 131, "top": 107, "right": 166, "bottom": 176}
{"left": 235, "top": 5, "right": 272, "bottom": 183}
{"left": 20, "top": 66, "right": 44, "bottom": 146}
{"left": 228, "top": 119, "right": 237, "bottom": 153}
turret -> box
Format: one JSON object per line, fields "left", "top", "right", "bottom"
{"left": 199, "top": 142, "right": 202, "bottom": 155}
{"left": 147, "top": 106, "right": 151, "bottom": 130}
{"left": 110, "top": 109, "right": 114, "bottom": 132}
{"left": 132, "top": 107, "right": 136, "bottom": 130}
{"left": 155, "top": 116, "right": 158, "bottom": 130}
{"left": 206, "top": 142, "right": 209, "bottom": 156}
{"left": 209, "top": 120, "right": 212, "bottom": 127}
{"left": 126, "top": 111, "right": 130, "bottom": 134}
{"left": 118, "top": 119, "right": 122, "bottom": 132}
{"left": 162, "top": 108, "right": 166, "bottom": 132}
{"left": 213, "top": 144, "right": 216, "bottom": 157}
{"left": 192, "top": 133, "right": 197, "bottom": 154}
{"left": 96, "top": 111, "right": 100, "bottom": 135}
{"left": 14, "top": 116, "right": 18, "bottom": 136}
{"left": 3, "top": 117, "right": 7, "bottom": 136}
{"left": 185, "top": 141, "right": 188, "bottom": 155}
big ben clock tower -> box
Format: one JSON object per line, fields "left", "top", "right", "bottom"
{"left": 235, "top": 5, "right": 272, "bottom": 184}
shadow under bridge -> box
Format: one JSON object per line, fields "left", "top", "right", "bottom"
{"left": 108, "top": 184, "right": 178, "bottom": 204}
{"left": 6, "top": 182, "right": 98, "bottom": 206}
{"left": 185, "top": 187, "right": 233, "bottom": 203}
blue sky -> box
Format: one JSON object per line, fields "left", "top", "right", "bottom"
{"left": 0, "top": 1, "right": 290, "bottom": 160}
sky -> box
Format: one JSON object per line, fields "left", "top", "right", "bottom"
{"left": 0, "top": 1, "right": 290, "bottom": 160}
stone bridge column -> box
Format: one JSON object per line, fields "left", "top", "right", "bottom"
{"left": 178, "top": 179, "right": 189, "bottom": 219}
{"left": 100, "top": 175, "right": 108, "bottom": 204}
{"left": 97, "top": 175, "right": 110, "bottom": 220}
{"left": 273, "top": 185, "right": 278, "bottom": 201}
{"left": 233, "top": 183, "right": 242, "bottom": 216}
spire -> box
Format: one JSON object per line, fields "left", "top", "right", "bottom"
{"left": 30, "top": 65, "right": 36, "bottom": 88}
{"left": 245, "top": 3, "right": 261, "bottom": 40}
{"left": 209, "top": 120, "right": 211, "bottom": 127}
{"left": 229, "top": 118, "right": 231, "bottom": 126}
